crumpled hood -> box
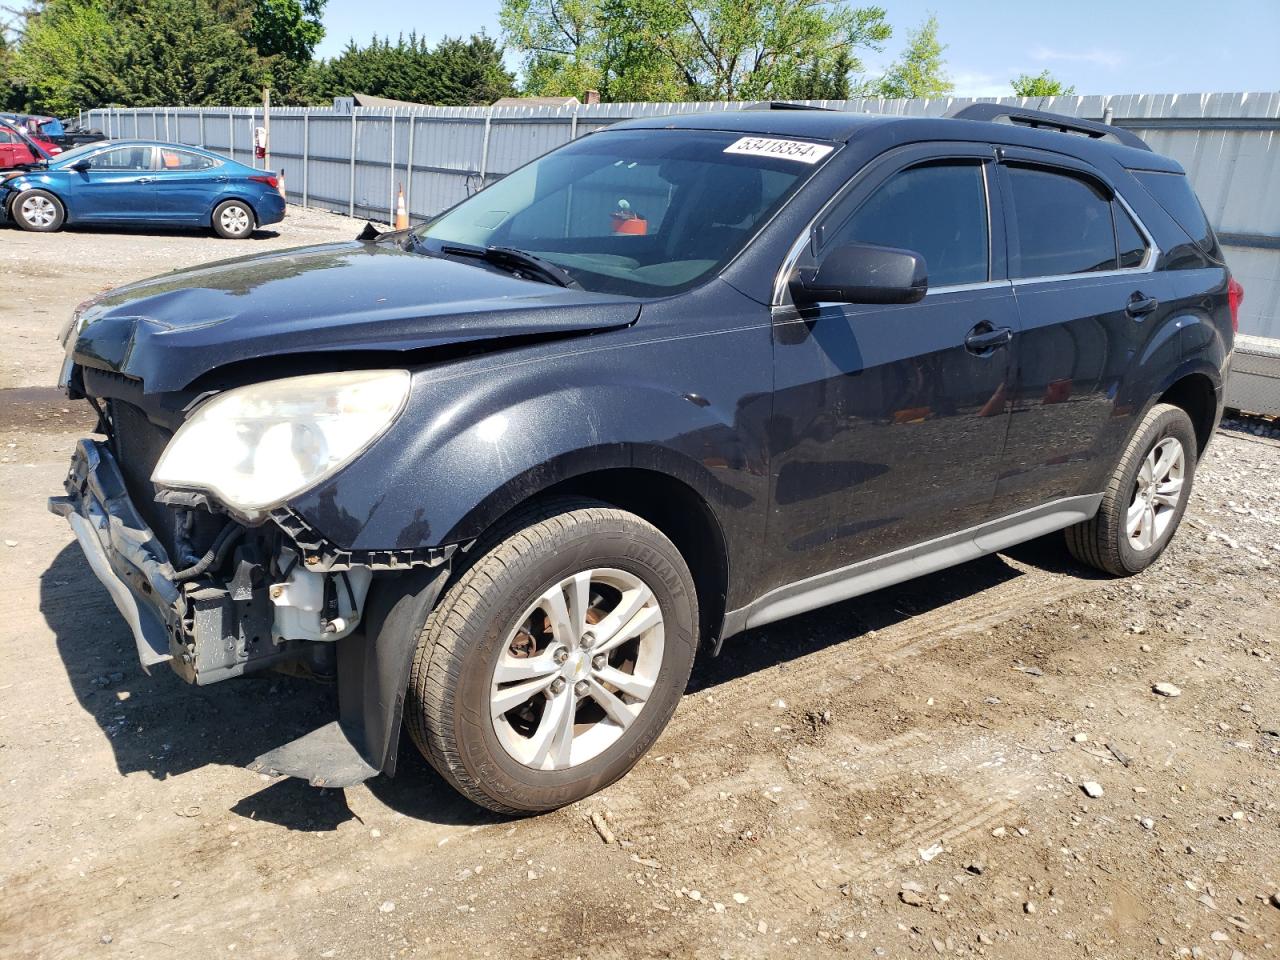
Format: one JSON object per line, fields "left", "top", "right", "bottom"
{"left": 69, "top": 238, "right": 641, "bottom": 393}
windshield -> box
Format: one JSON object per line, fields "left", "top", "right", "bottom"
{"left": 417, "top": 128, "right": 834, "bottom": 297}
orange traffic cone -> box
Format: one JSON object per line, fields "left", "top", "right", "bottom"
{"left": 395, "top": 184, "right": 409, "bottom": 230}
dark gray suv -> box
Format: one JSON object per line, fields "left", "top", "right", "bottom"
{"left": 50, "top": 104, "right": 1237, "bottom": 812}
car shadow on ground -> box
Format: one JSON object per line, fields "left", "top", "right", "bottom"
{"left": 40, "top": 533, "right": 1099, "bottom": 829}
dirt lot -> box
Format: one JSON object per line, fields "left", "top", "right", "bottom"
{"left": 1, "top": 212, "right": 1278, "bottom": 960}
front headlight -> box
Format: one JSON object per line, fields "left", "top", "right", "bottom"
{"left": 152, "top": 370, "right": 411, "bottom": 518}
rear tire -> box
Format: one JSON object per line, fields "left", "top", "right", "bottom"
{"left": 405, "top": 498, "right": 698, "bottom": 814}
{"left": 12, "top": 189, "right": 65, "bottom": 232}
{"left": 212, "top": 199, "right": 255, "bottom": 239}
{"left": 1066, "top": 403, "right": 1197, "bottom": 576}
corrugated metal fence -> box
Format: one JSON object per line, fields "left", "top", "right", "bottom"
{"left": 85, "top": 92, "right": 1280, "bottom": 338}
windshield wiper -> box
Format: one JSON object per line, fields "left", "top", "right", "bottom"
{"left": 438, "top": 242, "right": 581, "bottom": 289}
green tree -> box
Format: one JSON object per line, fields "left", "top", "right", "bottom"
{"left": 14, "top": 0, "right": 263, "bottom": 113}
{"left": 875, "top": 13, "right": 951, "bottom": 99}
{"left": 1011, "top": 69, "right": 1075, "bottom": 97}
{"left": 248, "top": 0, "right": 325, "bottom": 62}
{"left": 114, "top": 0, "right": 262, "bottom": 105}
{"left": 314, "top": 32, "right": 516, "bottom": 105}
{"left": 500, "top": 0, "right": 892, "bottom": 102}
{"left": 12, "top": 0, "right": 126, "bottom": 114}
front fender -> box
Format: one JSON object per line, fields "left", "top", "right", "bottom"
{"left": 287, "top": 319, "right": 774, "bottom": 553}
{"left": 294, "top": 373, "right": 762, "bottom": 549}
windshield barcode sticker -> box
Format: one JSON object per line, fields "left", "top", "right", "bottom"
{"left": 723, "top": 137, "right": 834, "bottom": 164}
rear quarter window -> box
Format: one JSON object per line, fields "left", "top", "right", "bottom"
{"left": 1132, "top": 171, "right": 1222, "bottom": 262}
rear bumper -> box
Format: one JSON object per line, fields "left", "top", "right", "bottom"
{"left": 256, "top": 191, "right": 286, "bottom": 226}
{"left": 48, "top": 438, "right": 180, "bottom": 670}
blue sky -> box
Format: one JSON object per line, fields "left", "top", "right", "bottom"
{"left": 315, "top": 0, "right": 1280, "bottom": 97}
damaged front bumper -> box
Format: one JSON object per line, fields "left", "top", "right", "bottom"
{"left": 49, "top": 438, "right": 294, "bottom": 686}
{"left": 49, "top": 437, "right": 453, "bottom": 787}
{"left": 49, "top": 438, "right": 182, "bottom": 671}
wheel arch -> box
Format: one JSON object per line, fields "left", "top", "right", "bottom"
{"left": 447, "top": 456, "right": 732, "bottom": 647}
{"left": 546, "top": 467, "right": 730, "bottom": 647}
{"left": 209, "top": 194, "right": 258, "bottom": 226}
{"left": 1156, "top": 370, "right": 1220, "bottom": 454}
{"left": 8, "top": 183, "right": 69, "bottom": 221}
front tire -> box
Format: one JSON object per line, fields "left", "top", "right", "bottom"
{"left": 406, "top": 499, "right": 698, "bottom": 814}
{"left": 212, "top": 199, "right": 255, "bottom": 239}
{"left": 1066, "top": 402, "right": 1197, "bottom": 576}
{"left": 12, "top": 189, "right": 65, "bottom": 232}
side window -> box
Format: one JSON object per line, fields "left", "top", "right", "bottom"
{"left": 1114, "top": 204, "right": 1148, "bottom": 268}
{"left": 0, "top": 128, "right": 16, "bottom": 144}
{"left": 92, "top": 147, "right": 153, "bottom": 171}
{"left": 1007, "top": 166, "right": 1116, "bottom": 278}
{"left": 159, "top": 149, "right": 218, "bottom": 171}
{"left": 1132, "top": 170, "right": 1217, "bottom": 258}
{"left": 822, "top": 162, "right": 989, "bottom": 288}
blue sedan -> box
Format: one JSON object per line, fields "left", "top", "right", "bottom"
{"left": 2, "top": 140, "right": 286, "bottom": 238}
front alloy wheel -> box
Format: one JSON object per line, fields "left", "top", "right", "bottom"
{"left": 13, "top": 189, "right": 65, "bottom": 232}
{"left": 490, "top": 568, "right": 665, "bottom": 770}
{"left": 406, "top": 499, "right": 698, "bottom": 814}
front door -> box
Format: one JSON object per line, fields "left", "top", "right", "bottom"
{"left": 74, "top": 145, "right": 157, "bottom": 220}
{"left": 767, "top": 147, "right": 1017, "bottom": 593}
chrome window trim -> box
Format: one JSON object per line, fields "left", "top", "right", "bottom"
{"left": 1006, "top": 173, "right": 1159, "bottom": 285}
{"left": 772, "top": 152, "right": 1162, "bottom": 306}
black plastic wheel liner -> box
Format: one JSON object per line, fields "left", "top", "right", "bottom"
{"left": 250, "top": 563, "right": 450, "bottom": 788}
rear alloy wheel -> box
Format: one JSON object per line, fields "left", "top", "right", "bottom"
{"left": 1066, "top": 402, "right": 1198, "bottom": 575}
{"left": 212, "top": 200, "right": 255, "bottom": 239}
{"left": 406, "top": 498, "right": 698, "bottom": 814}
{"left": 12, "top": 189, "right": 65, "bottom": 232}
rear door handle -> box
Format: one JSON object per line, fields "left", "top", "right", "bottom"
{"left": 136, "top": 177, "right": 154, "bottom": 184}
{"left": 213, "top": 175, "right": 228, "bottom": 182}
{"left": 1126, "top": 293, "right": 1159, "bottom": 318}
{"left": 965, "top": 323, "right": 1013, "bottom": 355}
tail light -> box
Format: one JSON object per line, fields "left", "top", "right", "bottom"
{"left": 249, "top": 174, "right": 278, "bottom": 190}
{"left": 1227, "top": 277, "right": 1244, "bottom": 333}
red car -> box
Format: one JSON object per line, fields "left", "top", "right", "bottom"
{"left": 0, "top": 118, "right": 59, "bottom": 169}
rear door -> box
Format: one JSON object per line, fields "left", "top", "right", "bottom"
{"left": 74, "top": 145, "right": 158, "bottom": 220}
{"left": 152, "top": 148, "right": 224, "bottom": 223}
{"left": 767, "top": 143, "right": 1018, "bottom": 588}
{"left": 990, "top": 149, "right": 1180, "bottom": 515}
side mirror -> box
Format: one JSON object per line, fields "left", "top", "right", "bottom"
{"left": 792, "top": 242, "right": 928, "bottom": 306}
{"left": 70, "top": 159, "right": 92, "bottom": 172}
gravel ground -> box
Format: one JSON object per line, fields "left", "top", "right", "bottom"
{"left": 1, "top": 217, "right": 1278, "bottom": 959}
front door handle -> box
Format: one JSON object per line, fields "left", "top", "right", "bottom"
{"left": 965, "top": 323, "right": 1013, "bottom": 355}
{"left": 135, "top": 177, "right": 155, "bottom": 184}
{"left": 1126, "top": 292, "right": 1159, "bottom": 318}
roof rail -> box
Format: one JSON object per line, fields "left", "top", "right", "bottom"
{"left": 949, "top": 103, "right": 1151, "bottom": 152}
{"left": 743, "top": 101, "right": 833, "bottom": 112}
